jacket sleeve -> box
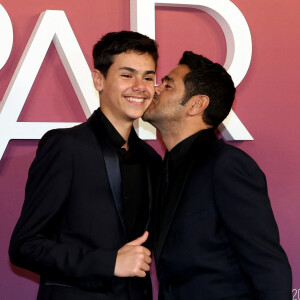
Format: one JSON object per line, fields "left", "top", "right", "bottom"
{"left": 9, "top": 129, "right": 117, "bottom": 290}
{"left": 213, "top": 147, "right": 292, "bottom": 300}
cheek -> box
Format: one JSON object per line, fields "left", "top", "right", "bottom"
{"left": 144, "top": 100, "right": 153, "bottom": 111}
{"left": 146, "top": 84, "right": 155, "bottom": 97}
{"left": 104, "top": 80, "right": 118, "bottom": 94}
{"left": 115, "top": 81, "right": 127, "bottom": 92}
{"left": 109, "top": 78, "right": 129, "bottom": 93}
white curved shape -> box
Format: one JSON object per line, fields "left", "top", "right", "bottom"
{"left": 131, "top": 0, "right": 253, "bottom": 140}
{"left": 0, "top": 4, "right": 13, "bottom": 70}
{"left": 0, "top": 10, "right": 99, "bottom": 160}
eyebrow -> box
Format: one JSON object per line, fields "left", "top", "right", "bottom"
{"left": 161, "top": 75, "right": 175, "bottom": 83}
{"left": 119, "top": 67, "right": 155, "bottom": 75}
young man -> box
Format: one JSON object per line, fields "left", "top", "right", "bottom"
{"left": 143, "top": 51, "right": 292, "bottom": 300}
{"left": 9, "top": 31, "right": 161, "bottom": 300}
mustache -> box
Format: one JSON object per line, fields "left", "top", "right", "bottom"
{"left": 153, "top": 93, "right": 159, "bottom": 100}
{"left": 123, "top": 91, "right": 150, "bottom": 98}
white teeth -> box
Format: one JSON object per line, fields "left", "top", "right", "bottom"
{"left": 126, "top": 97, "right": 144, "bottom": 103}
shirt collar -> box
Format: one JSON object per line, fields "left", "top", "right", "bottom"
{"left": 98, "top": 108, "right": 126, "bottom": 149}
{"left": 167, "top": 128, "right": 216, "bottom": 171}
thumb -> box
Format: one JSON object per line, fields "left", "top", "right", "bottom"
{"left": 127, "top": 231, "right": 149, "bottom": 246}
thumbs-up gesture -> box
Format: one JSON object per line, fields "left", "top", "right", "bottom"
{"left": 114, "top": 231, "right": 152, "bottom": 277}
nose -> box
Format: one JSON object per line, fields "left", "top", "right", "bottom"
{"left": 154, "top": 85, "right": 161, "bottom": 95}
{"left": 132, "top": 77, "right": 146, "bottom": 92}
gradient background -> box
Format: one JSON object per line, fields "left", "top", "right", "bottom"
{"left": 0, "top": 0, "right": 299, "bottom": 299}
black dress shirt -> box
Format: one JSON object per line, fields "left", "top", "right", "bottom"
{"left": 98, "top": 110, "right": 149, "bottom": 241}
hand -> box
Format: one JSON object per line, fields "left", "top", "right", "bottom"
{"left": 114, "top": 231, "right": 152, "bottom": 278}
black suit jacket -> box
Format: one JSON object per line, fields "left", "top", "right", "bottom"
{"left": 9, "top": 109, "right": 161, "bottom": 300}
{"left": 155, "top": 130, "right": 292, "bottom": 300}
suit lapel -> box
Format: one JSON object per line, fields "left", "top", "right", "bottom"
{"left": 87, "top": 109, "right": 128, "bottom": 238}
{"left": 155, "top": 130, "right": 217, "bottom": 262}
{"left": 132, "top": 133, "right": 154, "bottom": 233}
{"left": 155, "top": 156, "right": 196, "bottom": 262}
{"left": 101, "top": 137, "right": 128, "bottom": 238}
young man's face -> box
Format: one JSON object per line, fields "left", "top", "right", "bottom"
{"left": 93, "top": 51, "right": 156, "bottom": 125}
{"left": 143, "top": 64, "right": 190, "bottom": 127}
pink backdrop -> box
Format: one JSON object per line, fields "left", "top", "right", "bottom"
{"left": 1, "top": 0, "right": 300, "bottom": 299}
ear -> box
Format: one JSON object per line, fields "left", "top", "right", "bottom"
{"left": 92, "top": 69, "right": 105, "bottom": 92}
{"left": 187, "top": 95, "right": 210, "bottom": 116}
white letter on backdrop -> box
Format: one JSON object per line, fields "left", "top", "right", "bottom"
{"left": 0, "top": 10, "right": 99, "bottom": 160}
{"left": 130, "top": 0, "right": 253, "bottom": 141}
{"left": 0, "top": 4, "right": 13, "bottom": 70}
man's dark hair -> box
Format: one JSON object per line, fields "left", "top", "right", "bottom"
{"left": 93, "top": 31, "right": 158, "bottom": 78}
{"left": 179, "top": 51, "right": 235, "bottom": 128}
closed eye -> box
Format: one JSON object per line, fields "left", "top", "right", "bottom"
{"left": 161, "top": 75, "right": 174, "bottom": 89}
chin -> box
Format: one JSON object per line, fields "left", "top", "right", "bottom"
{"left": 127, "top": 112, "right": 144, "bottom": 121}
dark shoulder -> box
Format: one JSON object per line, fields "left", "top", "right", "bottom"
{"left": 37, "top": 121, "right": 93, "bottom": 152}
{"left": 212, "top": 139, "right": 250, "bottom": 157}
{"left": 212, "top": 139, "right": 264, "bottom": 176}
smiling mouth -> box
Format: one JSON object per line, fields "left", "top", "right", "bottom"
{"left": 125, "top": 96, "right": 146, "bottom": 103}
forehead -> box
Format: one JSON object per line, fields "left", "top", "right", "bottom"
{"left": 168, "top": 64, "right": 190, "bottom": 82}
{"left": 111, "top": 51, "right": 156, "bottom": 70}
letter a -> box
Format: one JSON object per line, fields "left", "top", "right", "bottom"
{"left": 0, "top": 10, "right": 99, "bottom": 160}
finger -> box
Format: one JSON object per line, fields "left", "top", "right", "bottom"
{"left": 136, "top": 269, "right": 146, "bottom": 278}
{"left": 140, "top": 261, "right": 151, "bottom": 272}
{"left": 127, "top": 231, "right": 149, "bottom": 246}
{"left": 144, "top": 255, "right": 152, "bottom": 265}
{"left": 143, "top": 247, "right": 151, "bottom": 256}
